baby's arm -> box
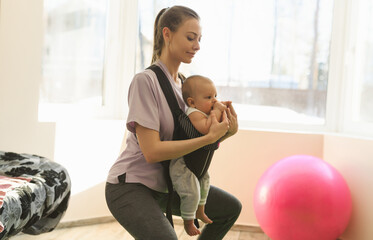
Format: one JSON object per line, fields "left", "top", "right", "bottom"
{"left": 188, "top": 112, "right": 213, "bottom": 135}
{"left": 188, "top": 102, "right": 226, "bottom": 135}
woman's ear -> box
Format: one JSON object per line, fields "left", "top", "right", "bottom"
{"left": 162, "top": 27, "right": 171, "bottom": 46}
{"left": 187, "top": 97, "right": 195, "bottom": 107}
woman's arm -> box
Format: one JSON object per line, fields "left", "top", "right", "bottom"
{"left": 136, "top": 112, "right": 229, "bottom": 163}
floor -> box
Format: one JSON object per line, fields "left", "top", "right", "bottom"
{"left": 11, "top": 220, "right": 271, "bottom": 240}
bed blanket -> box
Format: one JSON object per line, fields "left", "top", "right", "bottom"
{"left": 0, "top": 151, "right": 71, "bottom": 239}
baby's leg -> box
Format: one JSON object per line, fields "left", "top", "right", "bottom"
{"left": 196, "top": 204, "right": 213, "bottom": 224}
{"left": 197, "top": 172, "right": 213, "bottom": 224}
{"left": 170, "top": 158, "right": 201, "bottom": 236}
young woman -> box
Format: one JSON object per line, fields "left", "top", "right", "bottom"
{"left": 105, "top": 6, "right": 241, "bottom": 240}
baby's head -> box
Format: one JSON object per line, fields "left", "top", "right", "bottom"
{"left": 182, "top": 75, "right": 217, "bottom": 115}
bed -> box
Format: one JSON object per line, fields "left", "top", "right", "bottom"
{"left": 0, "top": 151, "right": 71, "bottom": 239}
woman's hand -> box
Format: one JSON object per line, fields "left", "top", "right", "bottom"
{"left": 226, "top": 103, "right": 238, "bottom": 135}
{"left": 220, "top": 102, "right": 238, "bottom": 140}
{"left": 206, "top": 110, "right": 229, "bottom": 144}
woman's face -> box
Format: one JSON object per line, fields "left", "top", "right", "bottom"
{"left": 168, "top": 18, "right": 202, "bottom": 63}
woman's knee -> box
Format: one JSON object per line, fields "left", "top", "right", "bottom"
{"left": 230, "top": 196, "right": 242, "bottom": 219}
{"left": 206, "top": 186, "right": 242, "bottom": 219}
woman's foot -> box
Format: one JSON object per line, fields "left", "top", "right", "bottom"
{"left": 184, "top": 219, "right": 201, "bottom": 236}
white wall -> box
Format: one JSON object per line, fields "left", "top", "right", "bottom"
{"left": 55, "top": 120, "right": 126, "bottom": 222}
{"left": 0, "top": 0, "right": 55, "bottom": 159}
{"left": 324, "top": 135, "right": 373, "bottom": 240}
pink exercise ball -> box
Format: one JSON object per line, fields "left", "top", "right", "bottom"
{"left": 254, "top": 155, "right": 352, "bottom": 240}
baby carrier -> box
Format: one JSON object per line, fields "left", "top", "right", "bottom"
{"left": 147, "top": 65, "right": 220, "bottom": 227}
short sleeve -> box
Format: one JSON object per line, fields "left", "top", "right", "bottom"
{"left": 126, "top": 71, "right": 160, "bottom": 133}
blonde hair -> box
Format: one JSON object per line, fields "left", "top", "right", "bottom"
{"left": 151, "top": 6, "right": 200, "bottom": 64}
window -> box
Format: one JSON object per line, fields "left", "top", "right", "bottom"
{"left": 40, "top": 0, "right": 373, "bottom": 137}
{"left": 136, "top": 0, "right": 334, "bottom": 129}
{"left": 40, "top": 0, "right": 108, "bottom": 120}
{"left": 340, "top": 0, "right": 373, "bottom": 136}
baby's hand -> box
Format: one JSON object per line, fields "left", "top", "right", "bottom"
{"left": 213, "top": 101, "right": 227, "bottom": 112}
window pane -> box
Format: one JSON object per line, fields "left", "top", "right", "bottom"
{"left": 137, "top": 0, "right": 334, "bottom": 126}
{"left": 357, "top": 0, "right": 373, "bottom": 123}
{"left": 41, "top": 0, "right": 108, "bottom": 105}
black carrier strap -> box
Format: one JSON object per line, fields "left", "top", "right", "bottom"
{"left": 147, "top": 65, "right": 219, "bottom": 228}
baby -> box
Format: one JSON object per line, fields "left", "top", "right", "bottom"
{"left": 170, "top": 75, "right": 228, "bottom": 236}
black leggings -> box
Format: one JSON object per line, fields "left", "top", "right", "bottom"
{"left": 105, "top": 182, "right": 242, "bottom": 240}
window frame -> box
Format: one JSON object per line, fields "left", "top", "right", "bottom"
{"left": 336, "top": 0, "right": 373, "bottom": 137}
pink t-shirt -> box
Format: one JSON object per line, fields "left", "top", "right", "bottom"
{"left": 106, "top": 60, "right": 187, "bottom": 193}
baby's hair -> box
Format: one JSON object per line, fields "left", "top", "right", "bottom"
{"left": 182, "top": 75, "right": 213, "bottom": 106}
{"left": 152, "top": 6, "right": 200, "bottom": 64}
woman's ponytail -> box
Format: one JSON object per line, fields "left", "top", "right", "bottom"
{"left": 151, "top": 8, "right": 168, "bottom": 64}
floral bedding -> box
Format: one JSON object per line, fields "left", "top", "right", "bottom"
{"left": 0, "top": 151, "right": 71, "bottom": 239}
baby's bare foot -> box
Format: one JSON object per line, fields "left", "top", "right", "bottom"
{"left": 184, "top": 219, "right": 201, "bottom": 236}
{"left": 196, "top": 205, "right": 213, "bottom": 224}
{"left": 196, "top": 211, "right": 213, "bottom": 224}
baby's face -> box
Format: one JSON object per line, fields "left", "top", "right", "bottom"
{"left": 192, "top": 81, "right": 217, "bottom": 115}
